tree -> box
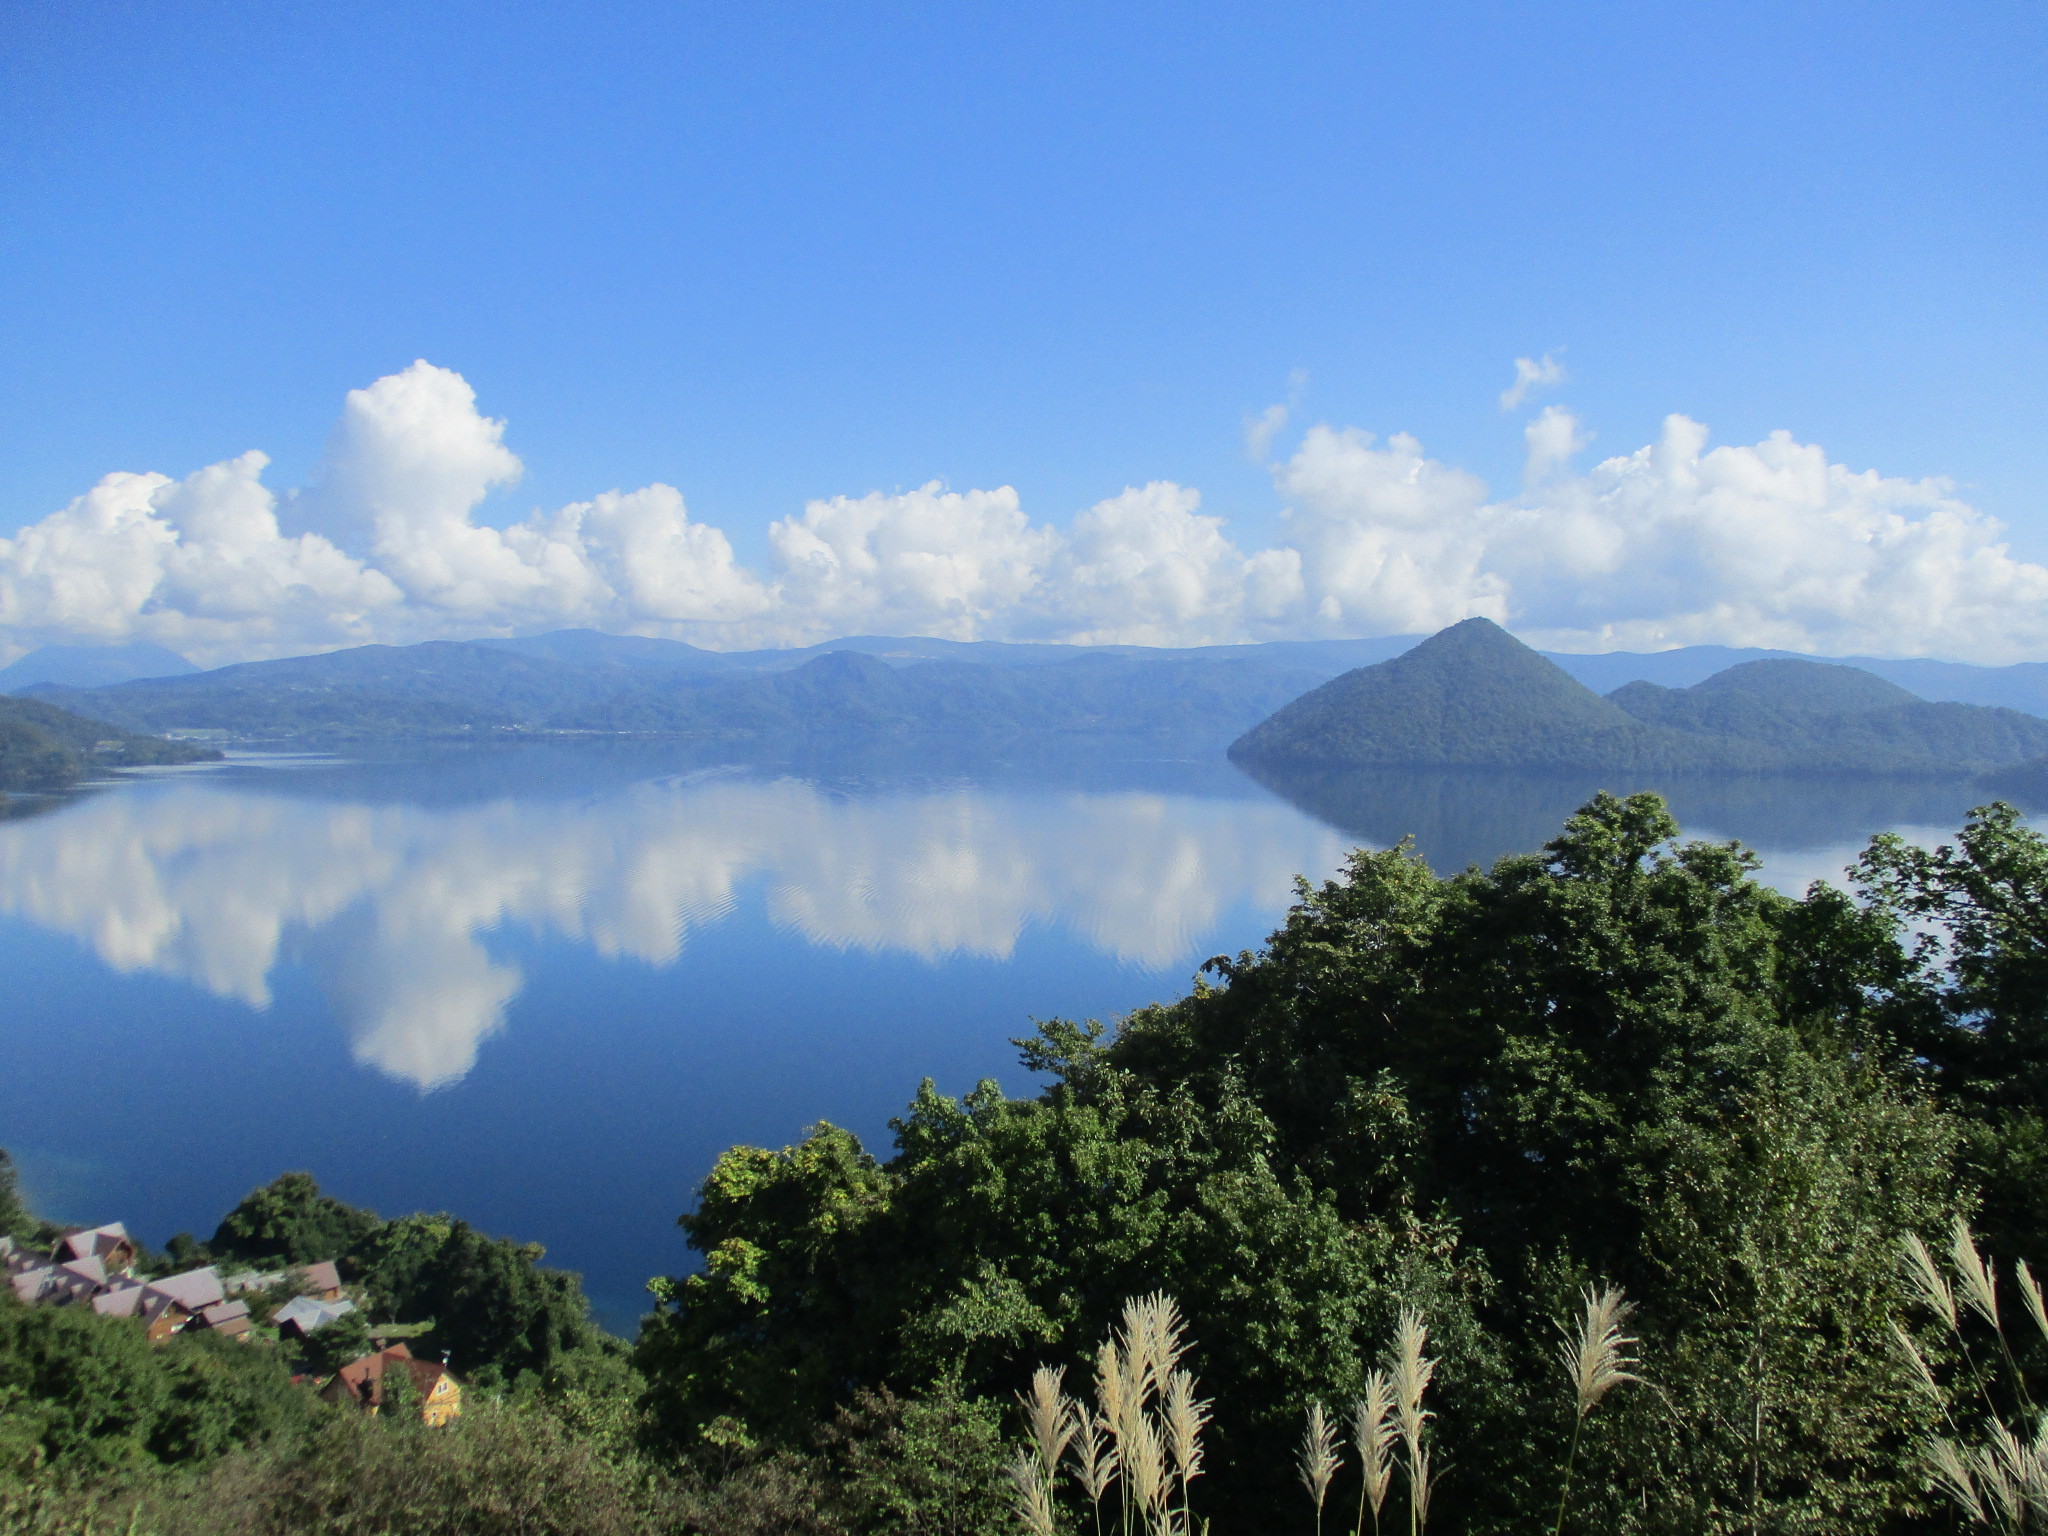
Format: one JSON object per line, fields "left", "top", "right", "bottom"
{"left": 0, "top": 1149, "right": 39, "bottom": 1245}
{"left": 1856, "top": 802, "right": 2048, "bottom": 1260}
{"left": 639, "top": 793, "right": 1964, "bottom": 1532}
{"left": 351, "top": 1213, "right": 596, "bottom": 1378}
{"left": 0, "top": 1293, "right": 310, "bottom": 1477}
{"left": 208, "top": 1171, "right": 381, "bottom": 1268}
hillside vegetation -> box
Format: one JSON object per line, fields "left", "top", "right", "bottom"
{"left": 0, "top": 695, "right": 219, "bottom": 793}
{"left": 1232, "top": 617, "right": 2048, "bottom": 775}
{"left": 11, "top": 795, "right": 2048, "bottom": 1533}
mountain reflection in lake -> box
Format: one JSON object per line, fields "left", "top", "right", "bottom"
{"left": 0, "top": 744, "right": 2012, "bottom": 1324}
{"left": 1240, "top": 761, "right": 1999, "bottom": 877}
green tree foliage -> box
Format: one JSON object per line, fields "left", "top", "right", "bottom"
{"left": 293, "top": 1309, "right": 373, "bottom": 1380}
{"left": 816, "top": 1383, "right": 1009, "bottom": 1536}
{"left": 0, "top": 695, "right": 218, "bottom": 792}
{"left": 0, "top": 1150, "right": 43, "bottom": 1245}
{"left": 351, "top": 1213, "right": 596, "bottom": 1379}
{"left": 0, "top": 1294, "right": 313, "bottom": 1478}
{"left": 208, "top": 1172, "right": 384, "bottom": 1268}
{"left": 208, "top": 1173, "right": 598, "bottom": 1379}
{"left": 1857, "top": 801, "right": 2048, "bottom": 1263}
{"left": 639, "top": 791, "right": 2004, "bottom": 1532}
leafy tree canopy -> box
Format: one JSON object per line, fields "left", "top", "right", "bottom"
{"left": 639, "top": 792, "right": 2048, "bottom": 1533}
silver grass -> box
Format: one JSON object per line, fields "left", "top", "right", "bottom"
{"left": 1096, "top": 1340, "right": 1127, "bottom": 1440}
{"left": 1126, "top": 1413, "right": 1170, "bottom": 1531}
{"left": 1020, "top": 1365, "right": 1079, "bottom": 1483}
{"left": 1926, "top": 1437, "right": 1986, "bottom": 1525}
{"left": 1557, "top": 1285, "right": 1640, "bottom": 1418}
{"left": 1072, "top": 1410, "right": 1119, "bottom": 1506}
{"left": 1888, "top": 1319, "right": 1944, "bottom": 1404}
{"left": 1953, "top": 1218, "right": 2004, "bottom": 1333}
{"left": 2018, "top": 1261, "right": 2048, "bottom": 1349}
{"left": 1976, "top": 1431, "right": 2024, "bottom": 1528}
{"left": 1390, "top": 1309, "right": 1437, "bottom": 1536}
{"left": 1390, "top": 1309, "right": 1437, "bottom": 1451}
{"left": 2021, "top": 1422, "right": 2048, "bottom": 1524}
{"left": 1298, "top": 1401, "right": 1342, "bottom": 1531}
{"left": 1145, "top": 1293, "right": 1192, "bottom": 1387}
{"left": 1904, "top": 1231, "right": 1960, "bottom": 1329}
{"left": 1162, "top": 1367, "right": 1210, "bottom": 1488}
{"left": 1008, "top": 1447, "right": 1058, "bottom": 1536}
{"left": 1353, "top": 1371, "right": 1398, "bottom": 1527}
{"left": 1119, "top": 1294, "right": 1167, "bottom": 1408}
{"left": 1409, "top": 1443, "right": 1437, "bottom": 1535}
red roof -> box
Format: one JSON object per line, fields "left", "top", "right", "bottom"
{"left": 323, "top": 1344, "right": 453, "bottom": 1409}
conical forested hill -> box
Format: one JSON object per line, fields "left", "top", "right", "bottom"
{"left": 1231, "top": 620, "right": 2048, "bottom": 775}
{"left": 1228, "top": 617, "right": 1689, "bottom": 771}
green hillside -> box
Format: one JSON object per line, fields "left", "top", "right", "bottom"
{"left": 0, "top": 695, "right": 220, "bottom": 792}
{"left": 1609, "top": 659, "right": 2048, "bottom": 772}
{"left": 1232, "top": 620, "right": 2048, "bottom": 775}
{"left": 1228, "top": 617, "right": 1703, "bottom": 771}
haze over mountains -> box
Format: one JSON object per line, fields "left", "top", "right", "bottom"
{"left": 11, "top": 623, "right": 2048, "bottom": 786}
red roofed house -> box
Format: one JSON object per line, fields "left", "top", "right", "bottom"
{"left": 52, "top": 1223, "right": 138, "bottom": 1275}
{"left": 84, "top": 1266, "right": 225, "bottom": 1344}
{"left": 320, "top": 1344, "right": 462, "bottom": 1427}
{"left": 90, "top": 1282, "right": 192, "bottom": 1343}
{"left": 13, "top": 1256, "right": 106, "bottom": 1309}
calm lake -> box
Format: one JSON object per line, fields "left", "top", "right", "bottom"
{"left": 0, "top": 744, "right": 2002, "bottom": 1326}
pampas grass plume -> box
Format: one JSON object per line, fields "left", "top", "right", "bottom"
{"left": 1299, "top": 1400, "right": 1341, "bottom": 1532}
{"left": 1353, "top": 1370, "right": 1397, "bottom": 1529}
{"left": 1903, "top": 1231, "right": 1959, "bottom": 1329}
{"left": 1951, "top": 1218, "right": 2003, "bottom": 1333}
{"left": 1559, "top": 1285, "right": 1640, "bottom": 1419}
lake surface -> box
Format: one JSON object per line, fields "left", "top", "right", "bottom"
{"left": 0, "top": 743, "right": 2005, "bottom": 1326}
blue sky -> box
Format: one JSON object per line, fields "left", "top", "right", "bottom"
{"left": 2, "top": 1, "right": 2045, "bottom": 662}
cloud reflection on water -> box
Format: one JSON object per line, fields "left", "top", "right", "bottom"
{"left": 0, "top": 774, "right": 1348, "bottom": 1090}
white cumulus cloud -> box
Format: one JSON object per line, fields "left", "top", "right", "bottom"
{"left": 3, "top": 359, "right": 2045, "bottom": 665}
{"left": 1500, "top": 351, "right": 1566, "bottom": 410}
{"left": 765, "top": 482, "right": 1055, "bottom": 643}
{"left": 1274, "top": 412, "right": 2048, "bottom": 661}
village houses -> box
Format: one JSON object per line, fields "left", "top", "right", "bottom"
{"left": 2, "top": 1223, "right": 457, "bottom": 1423}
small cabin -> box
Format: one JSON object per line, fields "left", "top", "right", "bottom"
{"left": 51, "top": 1223, "right": 138, "bottom": 1276}
{"left": 298, "top": 1260, "right": 343, "bottom": 1301}
{"left": 320, "top": 1344, "right": 462, "bottom": 1426}
{"left": 193, "top": 1299, "right": 253, "bottom": 1340}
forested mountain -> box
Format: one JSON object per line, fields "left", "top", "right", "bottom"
{"left": 21, "top": 621, "right": 2048, "bottom": 775}
{"left": 25, "top": 641, "right": 1347, "bottom": 750}
{"left": 1232, "top": 618, "right": 2048, "bottom": 775}
{"left": 0, "top": 694, "right": 219, "bottom": 792}
{"left": 1607, "top": 659, "right": 2048, "bottom": 772}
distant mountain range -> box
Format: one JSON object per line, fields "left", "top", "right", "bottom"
{"left": 12, "top": 623, "right": 2048, "bottom": 772}
{"left": 1229, "top": 619, "right": 2048, "bottom": 777}
{"left": 0, "top": 641, "right": 198, "bottom": 691}
{"left": 14, "top": 636, "right": 1373, "bottom": 751}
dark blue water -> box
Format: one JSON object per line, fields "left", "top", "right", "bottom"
{"left": 0, "top": 745, "right": 1996, "bottom": 1326}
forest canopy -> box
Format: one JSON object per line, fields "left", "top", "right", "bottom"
{"left": 11, "top": 792, "right": 2048, "bottom": 1534}
{"left": 637, "top": 792, "right": 2048, "bottom": 1533}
